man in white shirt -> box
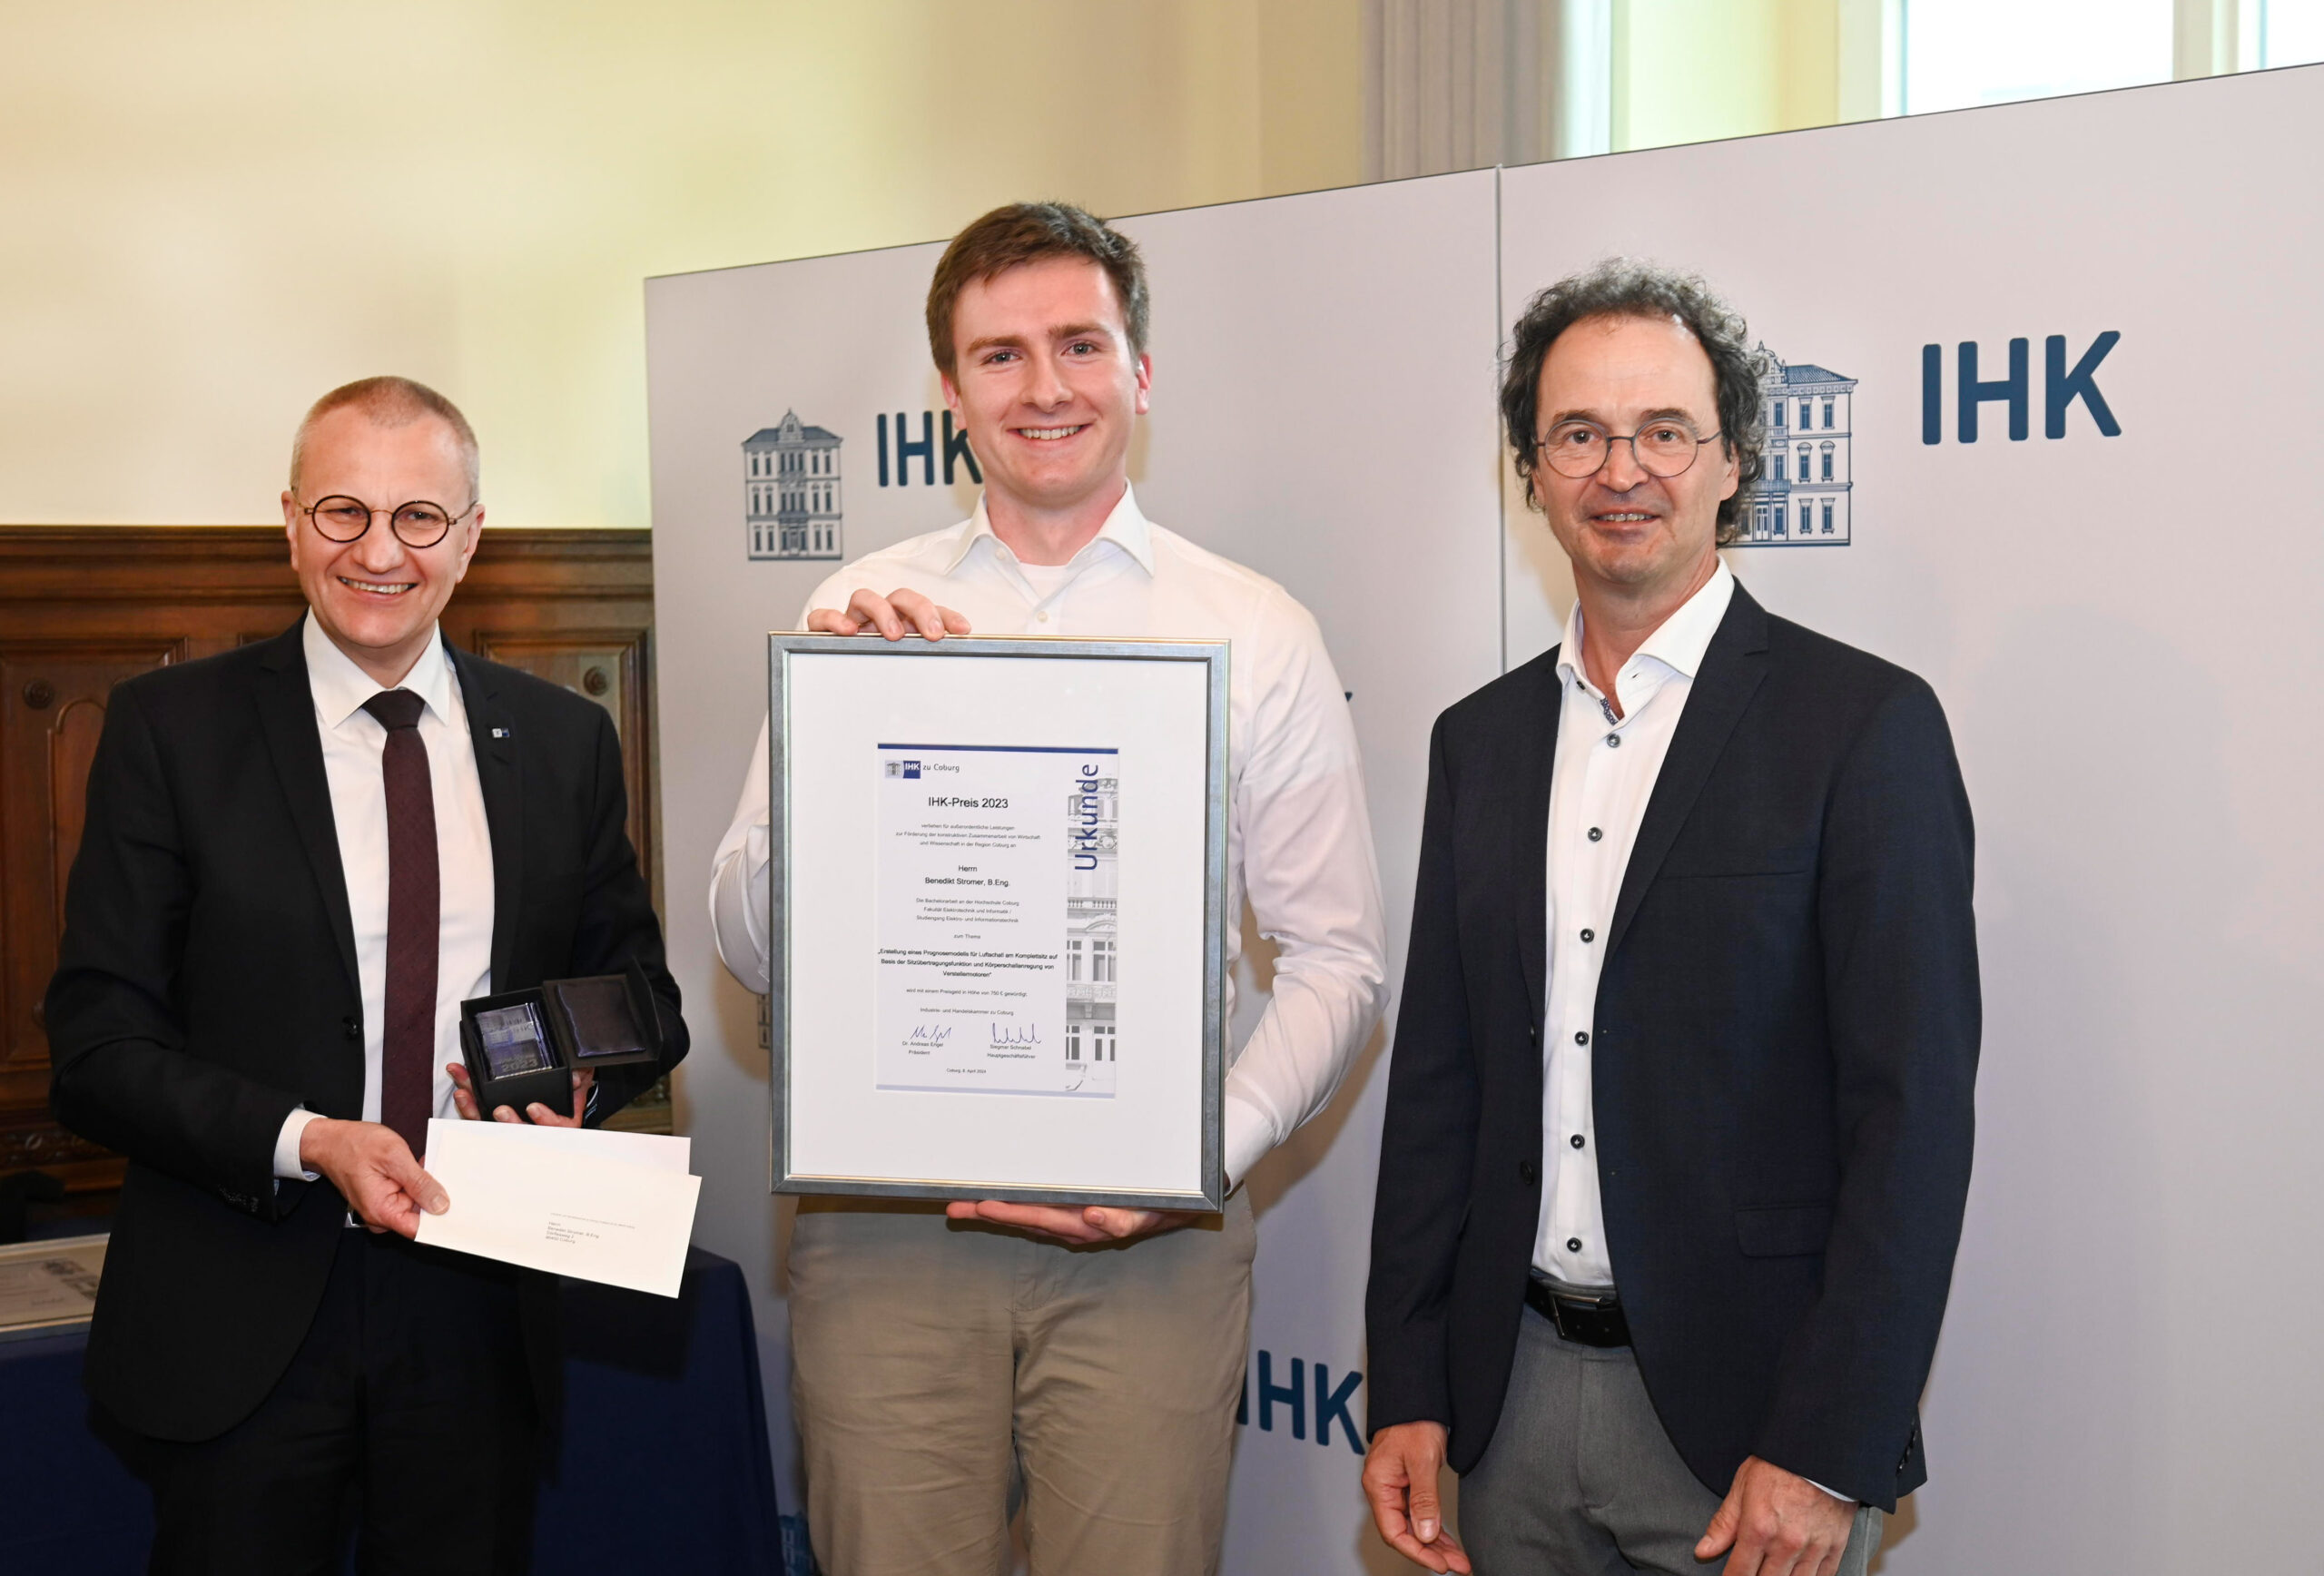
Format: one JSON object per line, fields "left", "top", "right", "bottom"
{"left": 49, "top": 377, "right": 686, "bottom": 1573}
{"left": 1363, "top": 262, "right": 1978, "bottom": 1576}
{"left": 708, "top": 202, "right": 1388, "bottom": 1575}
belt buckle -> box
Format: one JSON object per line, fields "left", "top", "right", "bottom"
{"left": 1549, "top": 1286, "right": 1622, "bottom": 1346}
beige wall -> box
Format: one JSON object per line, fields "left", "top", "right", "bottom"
{"left": 1614, "top": 0, "right": 1844, "bottom": 153}
{"left": 0, "top": 0, "right": 1363, "bottom": 528}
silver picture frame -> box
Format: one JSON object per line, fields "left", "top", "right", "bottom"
{"left": 767, "top": 632, "right": 1231, "bottom": 1211}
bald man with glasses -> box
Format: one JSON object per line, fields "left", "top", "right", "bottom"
{"left": 48, "top": 376, "right": 687, "bottom": 1574}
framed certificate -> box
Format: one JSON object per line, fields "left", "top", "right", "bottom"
{"left": 767, "top": 634, "right": 1230, "bottom": 1211}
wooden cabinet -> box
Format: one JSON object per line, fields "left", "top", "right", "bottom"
{"left": 0, "top": 527, "right": 665, "bottom": 1203}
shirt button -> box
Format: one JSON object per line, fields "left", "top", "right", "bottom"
{"left": 1571, "top": 1133, "right": 1585, "bottom": 1148}
{"left": 1574, "top": 1030, "right": 1589, "bottom": 1046}
{"left": 1580, "top": 928, "right": 1594, "bottom": 943}
{"left": 1588, "top": 827, "right": 1603, "bottom": 842}
{"left": 1566, "top": 1237, "right": 1583, "bottom": 1253}
{"left": 1519, "top": 1160, "right": 1540, "bottom": 1184}
{"left": 1036, "top": 610, "right": 1049, "bottom": 622}
{"left": 1605, "top": 734, "right": 1621, "bottom": 748}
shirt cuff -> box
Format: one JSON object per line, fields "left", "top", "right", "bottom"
{"left": 273, "top": 1108, "right": 324, "bottom": 1181}
{"left": 1220, "top": 1091, "right": 1275, "bottom": 1192}
{"left": 1806, "top": 1478, "right": 1854, "bottom": 1504}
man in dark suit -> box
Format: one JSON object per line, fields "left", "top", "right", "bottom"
{"left": 1362, "top": 262, "right": 1978, "bottom": 1576}
{"left": 46, "top": 376, "right": 686, "bottom": 1575}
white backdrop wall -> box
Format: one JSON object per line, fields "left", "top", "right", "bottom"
{"left": 648, "top": 64, "right": 2323, "bottom": 1574}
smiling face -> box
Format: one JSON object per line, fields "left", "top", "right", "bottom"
{"left": 1531, "top": 312, "right": 1738, "bottom": 605}
{"left": 282, "top": 404, "right": 482, "bottom": 687}
{"left": 940, "top": 255, "right": 1150, "bottom": 534}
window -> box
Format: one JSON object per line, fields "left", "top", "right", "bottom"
{"left": 1772, "top": 399, "right": 1786, "bottom": 428}
{"left": 1068, "top": 940, "right": 1084, "bottom": 981}
{"left": 1821, "top": 447, "right": 1835, "bottom": 481}
{"left": 1772, "top": 454, "right": 1787, "bottom": 482}
{"left": 2268, "top": 1, "right": 2324, "bottom": 64}
{"left": 1822, "top": 498, "right": 1836, "bottom": 534}
{"left": 1092, "top": 940, "right": 1115, "bottom": 983}
{"left": 1094, "top": 1025, "right": 1116, "bottom": 1062}
{"left": 1067, "top": 1022, "right": 1081, "bottom": 1062}
{"left": 1904, "top": 0, "right": 2172, "bottom": 115}
{"left": 1798, "top": 501, "right": 1812, "bottom": 534}
{"left": 1822, "top": 399, "right": 1835, "bottom": 428}
{"left": 1798, "top": 399, "right": 1812, "bottom": 428}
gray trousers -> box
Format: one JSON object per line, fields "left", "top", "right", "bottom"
{"left": 1460, "top": 1305, "right": 1883, "bottom": 1576}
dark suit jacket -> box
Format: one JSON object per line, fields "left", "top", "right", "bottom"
{"left": 1364, "top": 584, "right": 1978, "bottom": 1511}
{"left": 47, "top": 617, "right": 688, "bottom": 1443}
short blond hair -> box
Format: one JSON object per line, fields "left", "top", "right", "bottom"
{"left": 290, "top": 376, "right": 479, "bottom": 500}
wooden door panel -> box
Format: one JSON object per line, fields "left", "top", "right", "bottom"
{"left": 467, "top": 630, "right": 654, "bottom": 888}
{"left": 1, "top": 643, "right": 181, "bottom": 1178}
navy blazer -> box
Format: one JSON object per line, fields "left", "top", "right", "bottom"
{"left": 47, "top": 618, "right": 687, "bottom": 1443}
{"left": 1364, "top": 584, "right": 1978, "bottom": 1510}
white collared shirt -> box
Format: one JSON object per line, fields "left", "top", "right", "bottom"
{"left": 272, "top": 616, "right": 497, "bottom": 1176}
{"left": 708, "top": 486, "right": 1389, "bottom": 1187}
{"left": 1534, "top": 563, "right": 1736, "bottom": 1285}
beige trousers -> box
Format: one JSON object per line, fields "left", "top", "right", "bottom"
{"left": 786, "top": 1193, "right": 1257, "bottom": 1576}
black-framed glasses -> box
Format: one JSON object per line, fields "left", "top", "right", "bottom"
{"left": 1534, "top": 419, "right": 1723, "bottom": 480}
{"left": 300, "top": 495, "right": 477, "bottom": 549}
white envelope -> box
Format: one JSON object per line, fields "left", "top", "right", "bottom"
{"left": 415, "top": 1118, "right": 702, "bottom": 1297}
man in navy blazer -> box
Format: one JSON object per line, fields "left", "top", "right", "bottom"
{"left": 1363, "top": 263, "right": 1978, "bottom": 1576}
{"left": 47, "top": 377, "right": 685, "bottom": 1574}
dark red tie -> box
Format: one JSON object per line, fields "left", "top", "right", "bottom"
{"left": 363, "top": 689, "right": 438, "bottom": 1157}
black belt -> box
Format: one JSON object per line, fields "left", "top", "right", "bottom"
{"left": 1525, "top": 1276, "right": 1631, "bottom": 1347}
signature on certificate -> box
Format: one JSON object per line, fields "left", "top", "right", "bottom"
{"left": 990, "top": 1022, "right": 1043, "bottom": 1048}
{"left": 906, "top": 1023, "right": 955, "bottom": 1045}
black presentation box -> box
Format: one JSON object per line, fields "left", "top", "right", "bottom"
{"left": 458, "top": 961, "right": 665, "bottom": 1122}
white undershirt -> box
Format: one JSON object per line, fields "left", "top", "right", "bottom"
{"left": 1014, "top": 558, "right": 1081, "bottom": 603}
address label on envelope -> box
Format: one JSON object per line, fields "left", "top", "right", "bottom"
{"left": 416, "top": 1119, "right": 701, "bottom": 1297}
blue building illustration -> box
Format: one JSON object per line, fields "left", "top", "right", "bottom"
{"left": 1741, "top": 350, "right": 1854, "bottom": 546}
{"left": 743, "top": 411, "right": 842, "bottom": 561}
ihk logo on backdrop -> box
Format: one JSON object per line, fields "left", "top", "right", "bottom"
{"left": 1738, "top": 331, "right": 2121, "bottom": 548}
{"left": 741, "top": 409, "right": 843, "bottom": 562}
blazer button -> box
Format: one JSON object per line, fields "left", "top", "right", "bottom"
{"left": 1519, "top": 1159, "right": 1539, "bottom": 1185}
{"left": 343, "top": 1017, "right": 360, "bottom": 1042}
{"left": 1528, "top": 1025, "right": 1540, "bottom": 1044}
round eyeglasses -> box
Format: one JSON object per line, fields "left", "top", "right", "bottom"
{"left": 300, "top": 495, "right": 477, "bottom": 549}
{"left": 1534, "top": 419, "right": 1723, "bottom": 480}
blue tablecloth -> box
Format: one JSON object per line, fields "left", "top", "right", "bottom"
{"left": 0, "top": 1246, "right": 790, "bottom": 1575}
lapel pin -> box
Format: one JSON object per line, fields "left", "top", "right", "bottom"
{"left": 491, "top": 726, "right": 512, "bottom": 739}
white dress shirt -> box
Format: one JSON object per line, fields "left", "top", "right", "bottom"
{"left": 709, "top": 487, "right": 1389, "bottom": 1187}
{"left": 1534, "top": 564, "right": 1735, "bottom": 1285}
{"left": 272, "top": 616, "right": 497, "bottom": 1177}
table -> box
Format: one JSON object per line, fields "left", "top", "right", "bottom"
{"left": 0, "top": 1247, "right": 793, "bottom": 1575}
